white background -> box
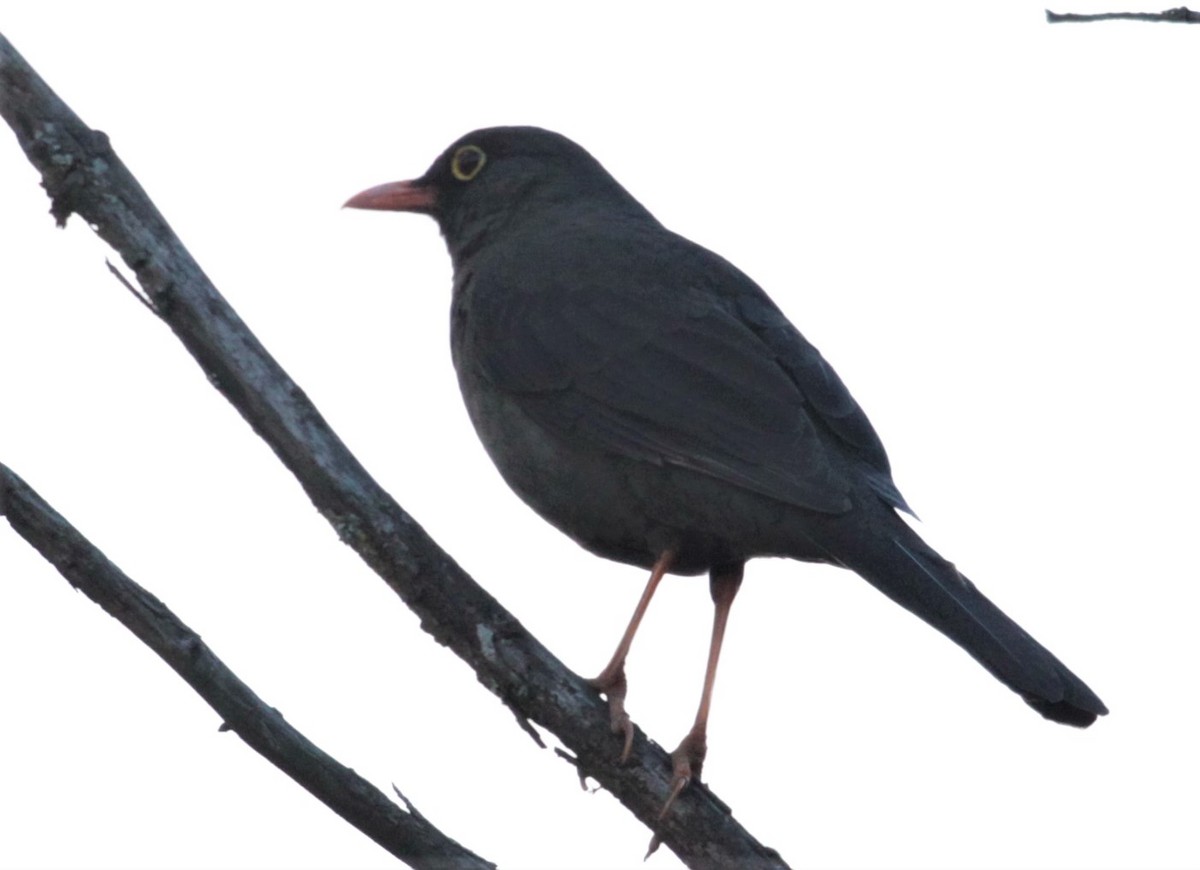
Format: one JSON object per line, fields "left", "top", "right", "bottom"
{"left": 2, "top": 3, "right": 1197, "bottom": 869}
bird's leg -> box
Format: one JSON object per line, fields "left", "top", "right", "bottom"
{"left": 588, "top": 550, "right": 675, "bottom": 761}
{"left": 660, "top": 562, "right": 744, "bottom": 818}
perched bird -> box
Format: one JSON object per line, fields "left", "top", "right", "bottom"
{"left": 345, "top": 126, "right": 1106, "bottom": 813}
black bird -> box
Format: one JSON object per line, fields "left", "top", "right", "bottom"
{"left": 346, "top": 126, "right": 1106, "bottom": 813}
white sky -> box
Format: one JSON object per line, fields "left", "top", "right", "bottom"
{"left": 2, "top": 4, "right": 1197, "bottom": 869}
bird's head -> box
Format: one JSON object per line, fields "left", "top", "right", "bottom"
{"left": 345, "top": 126, "right": 654, "bottom": 265}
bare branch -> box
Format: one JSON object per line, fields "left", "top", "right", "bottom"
{"left": 0, "top": 31, "right": 788, "bottom": 868}
{"left": 0, "top": 462, "right": 494, "bottom": 870}
{"left": 1046, "top": 6, "right": 1200, "bottom": 22}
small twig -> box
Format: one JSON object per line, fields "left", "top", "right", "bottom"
{"left": 511, "top": 708, "right": 548, "bottom": 748}
{"left": 392, "top": 786, "right": 429, "bottom": 823}
{"left": 1046, "top": 6, "right": 1200, "bottom": 22}
{"left": 554, "top": 747, "right": 595, "bottom": 793}
{"left": 105, "top": 258, "right": 158, "bottom": 315}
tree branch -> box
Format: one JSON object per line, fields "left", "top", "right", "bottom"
{"left": 1046, "top": 6, "right": 1200, "bottom": 22}
{"left": 0, "top": 31, "right": 787, "bottom": 869}
{"left": 0, "top": 463, "right": 494, "bottom": 870}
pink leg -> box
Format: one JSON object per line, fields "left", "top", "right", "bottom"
{"left": 588, "top": 550, "right": 675, "bottom": 761}
{"left": 660, "top": 563, "right": 744, "bottom": 818}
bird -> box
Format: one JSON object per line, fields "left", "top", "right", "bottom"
{"left": 345, "top": 125, "right": 1107, "bottom": 814}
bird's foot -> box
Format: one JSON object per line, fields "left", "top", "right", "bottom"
{"left": 586, "top": 665, "right": 635, "bottom": 762}
{"left": 659, "top": 725, "right": 707, "bottom": 819}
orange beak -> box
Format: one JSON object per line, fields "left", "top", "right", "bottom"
{"left": 343, "top": 180, "right": 436, "bottom": 213}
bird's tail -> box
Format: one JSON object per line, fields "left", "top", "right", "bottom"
{"left": 830, "top": 515, "right": 1107, "bottom": 726}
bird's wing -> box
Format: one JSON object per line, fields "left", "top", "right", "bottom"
{"left": 731, "top": 287, "right": 912, "bottom": 514}
{"left": 462, "top": 227, "right": 904, "bottom": 515}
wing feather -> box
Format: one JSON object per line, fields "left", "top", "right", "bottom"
{"left": 461, "top": 222, "right": 907, "bottom": 515}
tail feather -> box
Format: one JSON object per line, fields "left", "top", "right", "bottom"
{"left": 839, "top": 518, "right": 1107, "bottom": 726}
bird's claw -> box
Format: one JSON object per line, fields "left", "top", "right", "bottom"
{"left": 587, "top": 665, "right": 635, "bottom": 762}
{"left": 605, "top": 696, "right": 635, "bottom": 762}
{"left": 645, "top": 727, "right": 709, "bottom": 856}
{"left": 614, "top": 707, "right": 635, "bottom": 762}
{"left": 659, "top": 725, "right": 707, "bottom": 819}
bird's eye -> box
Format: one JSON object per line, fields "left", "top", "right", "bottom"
{"left": 451, "top": 145, "right": 487, "bottom": 181}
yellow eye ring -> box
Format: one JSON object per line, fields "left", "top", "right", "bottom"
{"left": 451, "top": 145, "right": 487, "bottom": 181}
